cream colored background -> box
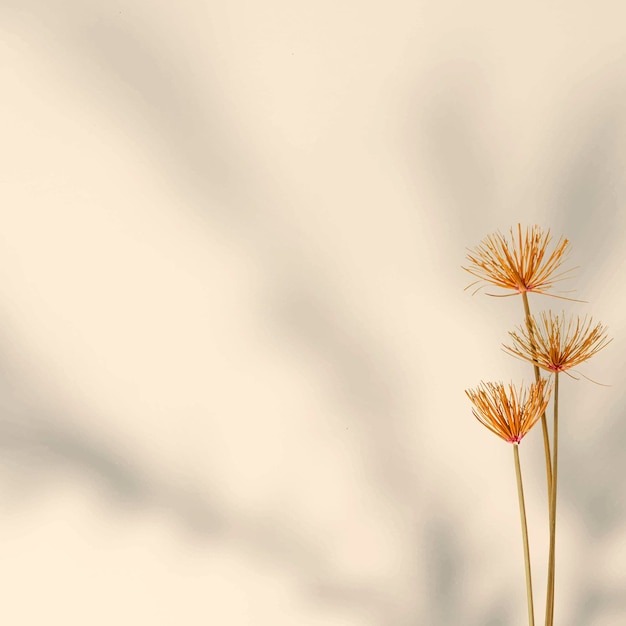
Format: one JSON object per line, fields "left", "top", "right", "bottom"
{"left": 1, "top": 1, "right": 625, "bottom": 624}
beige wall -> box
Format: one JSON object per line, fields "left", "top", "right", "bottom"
{"left": 1, "top": 1, "right": 625, "bottom": 624}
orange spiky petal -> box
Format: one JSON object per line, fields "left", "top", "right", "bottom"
{"left": 504, "top": 311, "right": 612, "bottom": 374}
{"left": 463, "top": 224, "right": 575, "bottom": 297}
{"left": 465, "top": 379, "right": 552, "bottom": 444}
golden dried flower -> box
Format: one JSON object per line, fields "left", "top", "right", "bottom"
{"left": 465, "top": 379, "right": 551, "bottom": 444}
{"left": 463, "top": 224, "right": 574, "bottom": 297}
{"left": 504, "top": 311, "right": 612, "bottom": 374}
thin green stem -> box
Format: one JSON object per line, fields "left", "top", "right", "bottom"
{"left": 545, "top": 372, "right": 559, "bottom": 626}
{"left": 514, "top": 444, "right": 535, "bottom": 626}
{"left": 521, "top": 292, "right": 552, "bottom": 498}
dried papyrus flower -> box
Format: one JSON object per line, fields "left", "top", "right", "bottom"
{"left": 504, "top": 311, "right": 612, "bottom": 374}
{"left": 465, "top": 379, "right": 552, "bottom": 444}
{"left": 464, "top": 224, "right": 574, "bottom": 298}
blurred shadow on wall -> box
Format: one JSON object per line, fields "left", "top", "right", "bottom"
{"left": 70, "top": 18, "right": 252, "bottom": 219}
{"left": 272, "top": 276, "right": 415, "bottom": 493}
{"left": 0, "top": 3, "right": 432, "bottom": 624}
{"left": 404, "top": 56, "right": 501, "bottom": 249}
{"left": 422, "top": 514, "right": 466, "bottom": 626}
{"left": 0, "top": 373, "right": 220, "bottom": 533}
{"left": 2, "top": 0, "right": 258, "bottom": 221}
{"left": 548, "top": 91, "right": 626, "bottom": 625}
{"left": 0, "top": 367, "right": 403, "bottom": 621}
{"left": 565, "top": 389, "right": 626, "bottom": 626}
{"left": 552, "top": 103, "right": 626, "bottom": 291}
{"left": 400, "top": 58, "right": 523, "bottom": 625}
{"left": 271, "top": 278, "right": 430, "bottom": 624}
{"left": 68, "top": 8, "right": 442, "bottom": 625}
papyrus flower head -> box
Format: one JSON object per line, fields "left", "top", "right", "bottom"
{"left": 465, "top": 379, "right": 551, "bottom": 444}
{"left": 463, "top": 224, "right": 574, "bottom": 297}
{"left": 504, "top": 311, "right": 611, "bottom": 374}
